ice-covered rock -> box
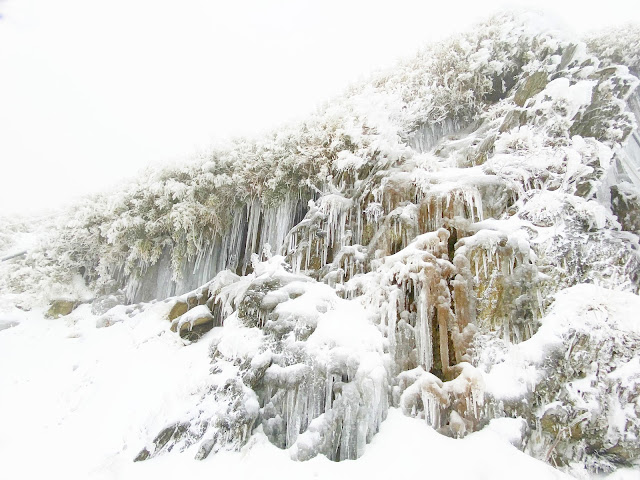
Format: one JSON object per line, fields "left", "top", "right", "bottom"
{"left": 134, "top": 256, "right": 388, "bottom": 461}
{"left": 480, "top": 285, "right": 640, "bottom": 474}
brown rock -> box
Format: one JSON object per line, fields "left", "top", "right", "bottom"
{"left": 46, "top": 300, "right": 76, "bottom": 319}
{"left": 179, "top": 315, "right": 214, "bottom": 341}
{"left": 168, "top": 301, "right": 188, "bottom": 322}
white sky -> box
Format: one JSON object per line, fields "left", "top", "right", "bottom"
{"left": 1, "top": 0, "right": 639, "bottom": 216}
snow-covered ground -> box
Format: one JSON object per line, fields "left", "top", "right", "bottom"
{"left": 1, "top": 283, "right": 638, "bottom": 479}
{"left": 0, "top": 298, "right": 566, "bottom": 480}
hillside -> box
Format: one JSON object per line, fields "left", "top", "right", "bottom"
{"left": 1, "top": 12, "right": 640, "bottom": 479}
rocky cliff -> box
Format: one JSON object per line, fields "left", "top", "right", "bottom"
{"left": 2, "top": 12, "right": 640, "bottom": 478}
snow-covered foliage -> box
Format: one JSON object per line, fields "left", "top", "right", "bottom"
{"left": 0, "top": 217, "right": 25, "bottom": 255}
{"left": 586, "top": 24, "right": 640, "bottom": 75}
{"left": 5, "top": 12, "right": 636, "bottom": 303}
{"left": 2, "top": 11, "right": 640, "bottom": 479}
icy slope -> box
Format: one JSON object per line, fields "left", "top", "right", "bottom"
{"left": 2, "top": 12, "right": 640, "bottom": 479}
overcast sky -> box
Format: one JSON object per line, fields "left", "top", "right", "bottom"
{"left": 1, "top": 0, "right": 639, "bottom": 216}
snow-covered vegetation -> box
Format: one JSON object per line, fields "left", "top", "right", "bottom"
{"left": 1, "top": 12, "right": 640, "bottom": 480}
{"left": 6, "top": 13, "right": 637, "bottom": 303}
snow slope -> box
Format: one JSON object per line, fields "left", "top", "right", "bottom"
{"left": 0, "top": 299, "right": 569, "bottom": 480}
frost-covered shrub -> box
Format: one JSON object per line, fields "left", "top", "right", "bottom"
{"left": 6, "top": 13, "right": 630, "bottom": 301}
{"left": 586, "top": 24, "right": 640, "bottom": 74}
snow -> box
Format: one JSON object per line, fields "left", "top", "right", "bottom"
{"left": 0, "top": 296, "right": 567, "bottom": 480}
{"left": 0, "top": 302, "right": 213, "bottom": 480}
{"left": 535, "top": 78, "right": 596, "bottom": 119}
{"left": 0, "top": 297, "right": 568, "bottom": 480}
{"left": 212, "top": 315, "right": 265, "bottom": 360}
{"left": 335, "top": 151, "right": 366, "bottom": 171}
{"left": 109, "top": 410, "right": 568, "bottom": 480}
{"left": 4, "top": 265, "right": 628, "bottom": 478}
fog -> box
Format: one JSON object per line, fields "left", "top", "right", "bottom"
{"left": 0, "top": 0, "right": 638, "bottom": 215}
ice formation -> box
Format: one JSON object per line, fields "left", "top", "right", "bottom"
{"left": 131, "top": 256, "right": 388, "bottom": 462}
{"left": 2, "top": 12, "right": 640, "bottom": 478}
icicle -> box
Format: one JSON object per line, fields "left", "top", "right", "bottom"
{"left": 503, "top": 316, "right": 511, "bottom": 346}
{"left": 482, "top": 251, "right": 488, "bottom": 279}
{"left": 421, "top": 391, "right": 441, "bottom": 429}
{"left": 474, "top": 254, "right": 479, "bottom": 280}
{"left": 387, "top": 289, "right": 399, "bottom": 360}
{"left": 415, "top": 286, "right": 434, "bottom": 372}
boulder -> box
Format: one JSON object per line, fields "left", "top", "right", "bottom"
{"left": 46, "top": 300, "right": 76, "bottom": 319}
{"left": 170, "top": 305, "right": 215, "bottom": 341}
{"left": 96, "top": 313, "right": 124, "bottom": 329}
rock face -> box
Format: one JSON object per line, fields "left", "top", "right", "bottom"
{"left": 163, "top": 287, "right": 219, "bottom": 341}
{"left": 8, "top": 13, "right": 640, "bottom": 478}
{"left": 45, "top": 300, "right": 76, "bottom": 319}
{"left": 611, "top": 183, "right": 640, "bottom": 234}
{"left": 514, "top": 71, "right": 548, "bottom": 107}
{"left": 479, "top": 286, "right": 640, "bottom": 473}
